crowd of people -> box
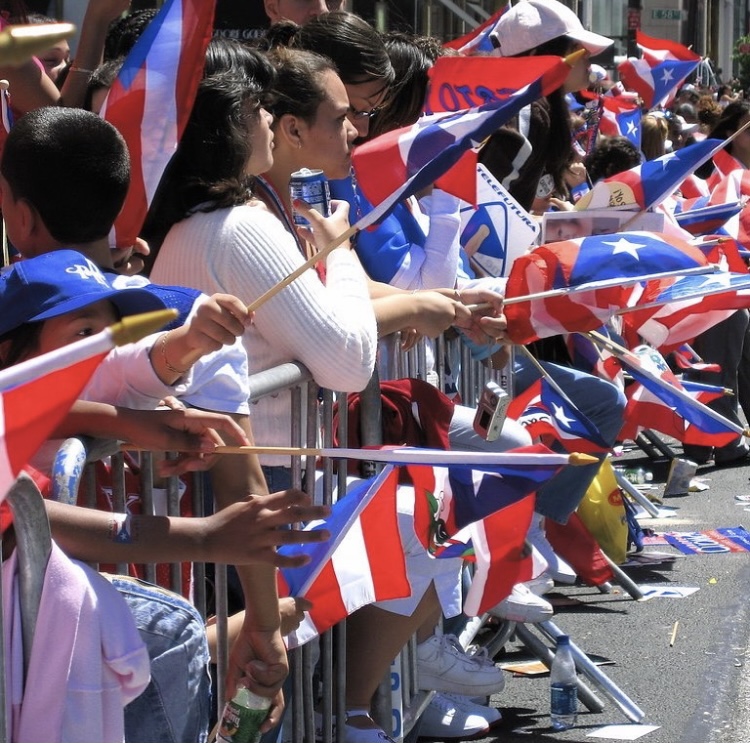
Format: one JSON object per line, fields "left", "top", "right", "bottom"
{"left": 0, "top": 0, "right": 748, "bottom": 741}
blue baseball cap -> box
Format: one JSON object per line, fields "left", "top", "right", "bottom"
{"left": 0, "top": 250, "right": 168, "bottom": 336}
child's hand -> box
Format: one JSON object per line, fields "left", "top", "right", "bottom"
{"left": 183, "top": 293, "right": 252, "bottom": 356}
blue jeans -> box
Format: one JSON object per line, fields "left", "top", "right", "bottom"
{"left": 111, "top": 575, "right": 211, "bottom": 743}
{"left": 514, "top": 358, "right": 626, "bottom": 523}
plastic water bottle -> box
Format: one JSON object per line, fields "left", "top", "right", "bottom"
{"left": 550, "top": 635, "right": 578, "bottom": 731}
{"left": 614, "top": 466, "right": 653, "bottom": 485}
{"left": 217, "top": 684, "right": 271, "bottom": 743}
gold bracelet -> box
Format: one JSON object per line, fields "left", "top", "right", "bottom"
{"left": 68, "top": 65, "right": 94, "bottom": 75}
{"left": 160, "top": 332, "right": 189, "bottom": 376}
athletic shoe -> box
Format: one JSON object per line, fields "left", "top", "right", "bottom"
{"left": 488, "top": 582, "right": 554, "bottom": 624}
{"left": 416, "top": 633, "right": 505, "bottom": 696}
{"left": 526, "top": 574, "right": 555, "bottom": 596}
{"left": 417, "top": 692, "right": 501, "bottom": 740}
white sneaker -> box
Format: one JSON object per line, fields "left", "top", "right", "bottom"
{"left": 489, "top": 582, "right": 554, "bottom": 624}
{"left": 527, "top": 513, "right": 577, "bottom": 584}
{"left": 526, "top": 574, "right": 555, "bottom": 596}
{"left": 416, "top": 633, "right": 506, "bottom": 696}
{"left": 418, "top": 692, "right": 500, "bottom": 740}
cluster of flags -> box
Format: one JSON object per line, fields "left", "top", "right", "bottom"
{"left": 8, "top": 0, "right": 750, "bottom": 653}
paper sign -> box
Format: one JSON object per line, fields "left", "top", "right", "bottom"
{"left": 639, "top": 585, "right": 700, "bottom": 600}
{"left": 587, "top": 724, "right": 661, "bottom": 740}
{"left": 459, "top": 164, "right": 538, "bottom": 277}
{"left": 541, "top": 208, "right": 664, "bottom": 243}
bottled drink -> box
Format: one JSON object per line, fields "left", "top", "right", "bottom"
{"left": 217, "top": 685, "right": 271, "bottom": 743}
{"left": 550, "top": 635, "right": 578, "bottom": 731}
{"left": 614, "top": 466, "right": 653, "bottom": 485}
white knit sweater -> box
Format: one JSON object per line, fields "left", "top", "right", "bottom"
{"left": 150, "top": 203, "right": 377, "bottom": 462}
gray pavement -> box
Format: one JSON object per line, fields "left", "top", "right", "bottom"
{"left": 466, "top": 441, "right": 750, "bottom": 743}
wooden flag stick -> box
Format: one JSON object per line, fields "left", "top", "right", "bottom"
{"left": 246, "top": 223, "right": 359, "bottom": 313}
{"left": 208, "top": 445, "right": 599, "bottom": 466}
{"left": 464, "top": 264, "right": 718, "bottom": 312}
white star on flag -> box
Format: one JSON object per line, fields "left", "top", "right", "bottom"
{"left": 661, "top": 68, "right": 674, "bottom": 83}
{"left": 602, "top": 237, "right": 648, "bottom": 259}
{"left": 626, "top": 120, "right": 639, "bottom": 137}
{"left": 551, "top": 402, "right": 576, "bottom": 429}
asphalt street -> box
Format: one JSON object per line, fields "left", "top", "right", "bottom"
{"left": 465, "top": 439, "right": 750, "bottom": 743}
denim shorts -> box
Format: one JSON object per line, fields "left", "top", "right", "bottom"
{"left": 108, "top": 575, "right": 211, "bottom": 743}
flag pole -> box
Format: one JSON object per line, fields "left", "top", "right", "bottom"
{"left": 586, "top": 330, "right": 749, "bottom": 437}
{"left": 462, "top": 264, "right": 719, "bottom": 312}
{"left": 205, "top": 445, "right": 599, "bottom": 466}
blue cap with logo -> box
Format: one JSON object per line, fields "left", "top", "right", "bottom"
{"left": 0, "top": 250, "right": 168, "bottom": 336}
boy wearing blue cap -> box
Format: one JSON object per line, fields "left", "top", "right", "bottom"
{"left": 0, "top": 109, "right": 304, "bottom": 742}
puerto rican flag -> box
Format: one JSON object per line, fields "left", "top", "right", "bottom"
{"left": 504, "top": 231, "right": 708, "bottom": 345}
{"left": 672, "top": 344, "right": 721, "bottom": 373}
{"left": 598, "top": 95, "right": 642, "bottom": 148}
{"left": 607, "top": 344, "right": 743, "bottom": 446}
{"left": 618, "top": 31, "right": 700, "bottom": 110}
{"left": 507, "top": 377, "right": 610, "bottom": 454}
{"left": 461, "top": 495, "right": 543, "bottom": 616}
{"left": 620, "top": 374, "right": 739, "bottom": 448}
{"left": 100, "top": 0, "right": 215, "bottom": 248}
{"left": 0, "top": 339, "right": 112, "bottom": 504}
{"left": 403, "top": 445, "right": 565, "bottom": 557}
{"left": 576, "top": 138, "right": 725, "bottom": 212}
{"left": 443, "top": 6, "right": 507, "bottom": 56}
{"left": 352, "top": 55, "right": 572, "bottom": 217}
{"left": 277, "top": 467, "right": 410, "bottom": 649}
{"left": 623, "top": 271, "right": 750, "bottom": 350}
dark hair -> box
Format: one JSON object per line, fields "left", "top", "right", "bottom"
{"left": 292, "top": 11, "right": 395, "bottom": 89}
{"left": 367, "top": 32, "right": 433, "bottom": 139}
{"left": 708, "top": 100, "right": 750, "bottom": 140}
{"left": 0, "top": 107, "right": 129, "bottom": 243}
{"left": 142, "top": 39, "right": 275, "bottom": 258}
{"left": 521, "top": 34, "right": 575, "bottom": 192}
{"left": 266, "top": 46, "right": 338, "bottom": 123}
{"left": 104, "top": 9, "right": 158, "bottom": 61}
{"left": 0, "top": 323, "right": 41, "bottom": 368}
{"left": 585, "top": 136, "right": 642, "bottom": 183}
{"left": 84, "top": 57, "right": 124, "bottom": 112}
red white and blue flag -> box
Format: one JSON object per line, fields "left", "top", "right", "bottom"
{"left": 462, "top": 495, "right": 543, "bottom": 616}
{"left": 598, "top": 95, "right": 642, "bottom": 148}
{"left": 576, "top": 138, "right": 724, "bottom": 212}
{"left": 277, "top": 467, "right": 410, "bottom": 649}
{"left": 504, "top": 231, "right": 708, "bottom": 345}
{"left": 617, "top": 31, "right": 700, "bottom": 110}
{"left": 624, "top": 270, "right": 750, "bottom": 350}
{"left": 100, "top": 0, "right": 215, "bottom": 248}
{"left": 352, "top": 55, "right": 572, "bottom": 218}
{"left": 403, "top": 445, "right": 565, "bottom": 557}
{"left": 443, "top": 7, "right": 507, "bottom": 56}
{"left": 507, "top": 377, "right": 610, "bottom": 454}
{"left": 608, "top": 344, "right": 743, "bottom": 446}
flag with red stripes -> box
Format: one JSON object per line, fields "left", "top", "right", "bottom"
{"left": 100, "top": 0, "right": 215, "bottom": 248}
{"left": 278, "top": 467, "right": 409, "bottom": 649}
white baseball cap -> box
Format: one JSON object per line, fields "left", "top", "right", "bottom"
{"left": 490, "top": 0, "right": 613, "bottom": 58}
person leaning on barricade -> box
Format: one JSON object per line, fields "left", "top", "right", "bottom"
{"left": 0, "top": 107, "right": 332, "bottom": 742}
{"left": 144, "top": 37, "right": 513, "bottom": 743}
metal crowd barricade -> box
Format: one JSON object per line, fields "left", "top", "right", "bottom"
{"left": 28, "top": 331, "right": 647, "bottom": 742}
